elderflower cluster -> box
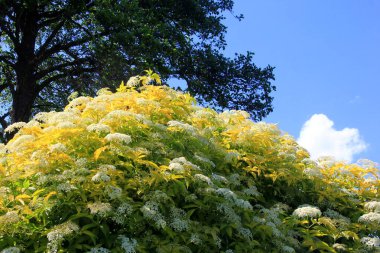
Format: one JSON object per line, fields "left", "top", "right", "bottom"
{"left": 194, "top": 174, "right": 213, "bottom": 185}
{"left": 211, "top": 173, "right": 228, "bottom": 184}
{"left": 216, "top": 203, "right": 241, "bottom": 225}
{"left": 215, "top": 188, "right": 252, "bottom": 210}
{"left": 49, "top": 143, "right": 67, "bottom": 153}
{"left": 292, "top": 205, "right": 321, "bottom": 219}
{"left": 0, "top": 211, "right": 20, "bottom": 224}
{"left": 87, "top": 202, "right": 112, "bottom": 217}
{"left": 361, "top": 236, "right": 380, "bottom": 248}
{"left": 168, "top": 157, "right": 200, "bottom": 173}
{"left": 303, "top": 167, "right": 322, "bottom": 177}
{"left": 92, "top": 171, "right": 110, "bottom": 182}
{"left": 87, "top": 123, "right": 111, "bottom": 134}
{"left": 112, "top": 202, "right": 133, "bottom": 225}
{"left": 47, "top": 221, "right": 79, "bottom": 253}
{"left": 4, "top": 122, "right": 26, "bottom": 133}
{"left": 332, "top": 243, "right": 347, "bottom": 252}
{"left": 243, "top": 186, "right": 261, "bottom": 197}
{"left": 364, "top": 201, "right": 380, "bottom": 213}
{"left": 238, "top": 227, "right": 253, "bottom": 240}
{"left": 57, "top": 183, "right": 77, "bottom": 193}
{"left": 106, "top": 185, "right": 122, "bottom": 199}
{"left": 118, "top": 235, "right": 137, "bottom": 253}
{"left": 194, "top": 154, "right": 215, "bottom": 167}
{"left": 358, "top": 212, "right": 380, "bottom": 224}
{"left": 87, "top": 247, "right": 110, "bottom": 253}
{"left": 169, "top": 207, "right": 189, "bottom": 232}
{"left": 190, "top": 234, "right": 202, "bottom": 245}
{"left": 126, "top": 76, "right": 140, "bottom": 87}
{"left": 105, "top": 133, "right": 132, "bottom": 144}
{"left": 1, "top": 247, "right": 21, "bottom": 253}
{"left": 167, "top": 120, "right": 196, "bottom": 135}
{"left": 140, "top": 201, "right": 166, "bottom": 229}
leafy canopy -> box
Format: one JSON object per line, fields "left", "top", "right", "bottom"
{"left": 0, "top": 0, "right": 275, "bottom": 139}
{"left": 0, "top": 73, "right": 379, "bottom": 252}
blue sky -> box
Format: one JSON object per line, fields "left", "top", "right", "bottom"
{"left": 223, "top": 0, "right": 380, "bottom": 163}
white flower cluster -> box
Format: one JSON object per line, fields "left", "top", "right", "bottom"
{"left": 364, "top": 201, "right": 380, "bottom": 213}
{"left": 67, "top": 96, "right": 92, "bottom": 109}
{"left": 1, "top": 247, "right": 21, "bottom": 253}
{"left": 75, "top": 158, "right": 88, "bottom": 168}
{"left": 7, "top": 135, "right": 35, "bottom": 151}
{"left": 105, "top": 133, "right": 132, "bottom": 144}
{"left": 113, "top": 202, "right": 133, "bottom": 225}
{"left": 358, "top": 212, "right": 380, "bottom": 224}
{"left": 332, "top": 243, "right": 347, "bottom": 252}
{"left": 49, "top": 143, "right": 67, "bottom": 153}
{"left": 219, "top": 110, "right": 250, "bottom": 123}
{"left": 228, "top": 173, "right": 241, "bottom": 186}
{"left": 292, "top": 205, "right": 321, "bottom": 219}
{"left": 48, "top": 112, "right": 80, "bottom": 125}
{"left": 323, "top": 209, "right": 350, "bottom": 227}
{"left": 0, "top": 211, "right": 20, "bottom": 224}
{"left": 106, "top": 185, "right": 122, "bottom": 199}
{"left": 99, "top": 164, "right": 116, "bottom": 171}
{"left": 127, "top": 76, "right": 140, "bottom": 87}
{"left": 169, "top": 207, "right": 189, "bottom": 232}
{"left": 4, "top": 122, "right": 26, "bottom": 133}
{"left": 92, "top": 171, "right": 111, "bottom": 182}
{"left": 119, "top": 235, "right": 137, "bottom": 253}
{"left": 56, "top": 122, "right": 77, "bottom": 129}
{"left": 167, "top": 120, "right": 196, "bottom": 135}
{"left": 303, "top": 167, "right": 322, "bottom": 177}
{"left": 168, "top": 157, "right": 200, "bottom": 173}
{"left": 361, "top": 236, "right": 380, "bottom": 248}
{"left": 238, "top": 227, "right": 253, "bottom": 240}
{"left": 194, "top": 154, "right": 215, "bottom": 167}
{"left": 57, "top": 183, "right": 77, "bottom": 193}
{"left": 211, "top": 173, "right": 228, "bottom": 184}
{"left": 140, "top": 201, "right": 166, "bottom": 229}
{"left": 281, "top": 245, "right": 296, "bottom": 253}
{"left": 215, "top": 188, "right": 252, "bottom": 210}
{"left": 194, "top": 174, "right": 213, "bottom": 185}
{"left": 243, "top": 186, "right": 261, "bottom": 197}
{"left": 87, "top": 202, "right": 112, "bottom": 217}
{"left": 190, "top": 233, "right": 202, "bottom": 245}
{"left": 224, "top": 151, "right": 240, "bottom": 162}
{"left": 87, "top": 247, "right": 110, "bottom": 253}
{"left": 216, "top": 203, "right": 241, "bottom": 225}
{"left": 87, "top": 124, "right": 111, "bottom": 134}
{"left": 47, "top": 221, "right": 79, "bottom": 253}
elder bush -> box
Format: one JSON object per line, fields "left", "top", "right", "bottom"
{"left": 0, "top": 74, "right": 379, "bottom": 252}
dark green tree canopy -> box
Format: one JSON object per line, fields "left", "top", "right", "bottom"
{"left": 0, "top": 0, "right": 275, "bottom": 140}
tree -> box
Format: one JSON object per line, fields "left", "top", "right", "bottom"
{"left": 0, "top": 0, "right": 275, "bottom": 141}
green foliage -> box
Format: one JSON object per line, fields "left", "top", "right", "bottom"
{"left": 0, "top": 74, "right": 379, "bottom": 252}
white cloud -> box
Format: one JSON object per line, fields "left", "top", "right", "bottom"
{"left": 297, "top": 114, "right": 367, "bottom": 162}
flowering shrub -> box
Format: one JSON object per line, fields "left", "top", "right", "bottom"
{"left": 0, "top": 74, "right": 379, "bottom": 252}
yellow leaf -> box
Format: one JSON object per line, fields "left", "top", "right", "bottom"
{"left": 23, "top": 205, "right": 34, "bottom": 215}
{"left": 44, "top": 191, "right": 57, "bottom": 204}
{"left": 94, "top": 146, "right": 108, "bottom": 160}
{"left": 16, "top": 194, "right": 31, "bottom": 200}
{"left": 117, "top": 81, "right": 127, "bottom": 92}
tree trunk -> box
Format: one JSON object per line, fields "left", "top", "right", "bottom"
{"left": 11, "top": 70, "right": 38, "bottom": 124}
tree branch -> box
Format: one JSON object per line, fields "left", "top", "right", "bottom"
{"left": 35, "top": 19, "right": 66, "bottom": 60}
{"left": 38, "top": 66, "right": 97, "bottom": 91}
{"left": 0, "top": 54, "right": 16, "bottom": 68}
{"left": 35, "top": 57, "right": 93, "bottom": 79}
{"left": 0, "top": 21, "right": 19, "bottom": 47}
